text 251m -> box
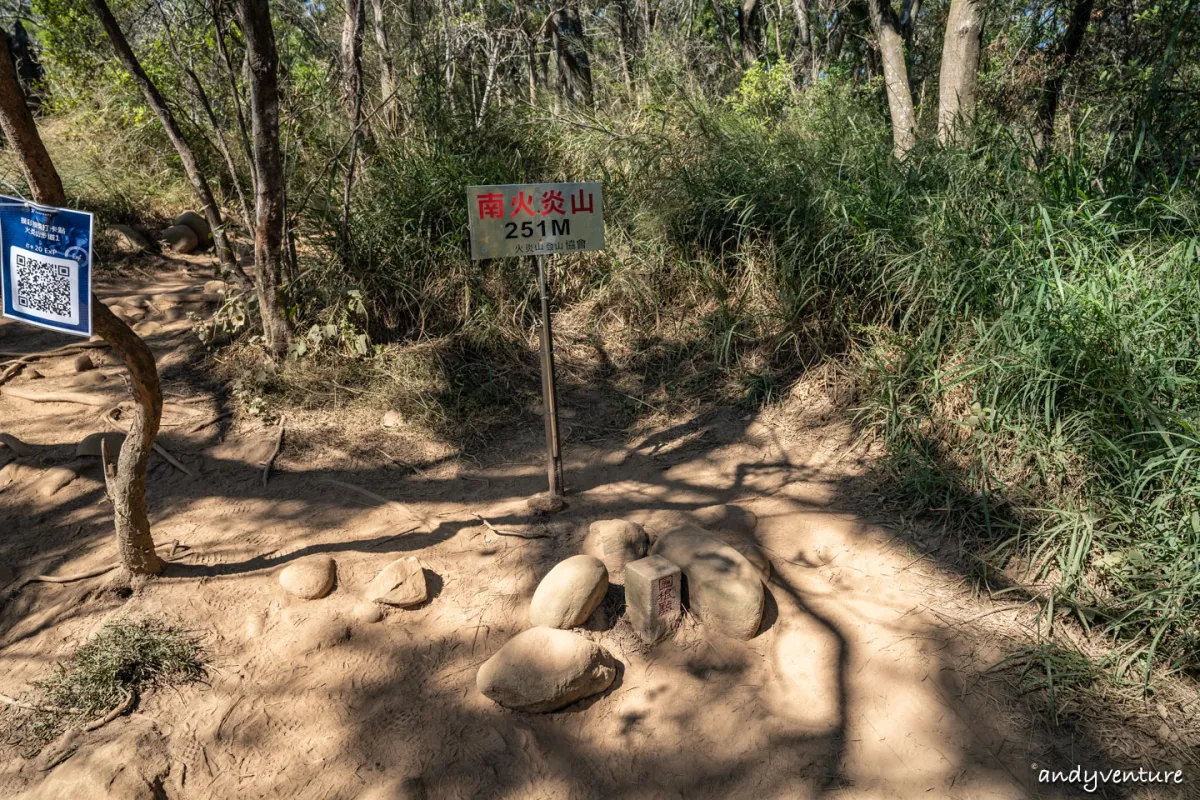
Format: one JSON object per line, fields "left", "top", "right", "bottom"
{"left": 504, "top": 219, "right": 571, "bottom": 239}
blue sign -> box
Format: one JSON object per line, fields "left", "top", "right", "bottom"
{"left": 0, "top": 195, "right": 93, "bottom": 337}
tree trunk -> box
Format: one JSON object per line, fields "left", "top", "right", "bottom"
{"left": 1036, "top": 0, "right": 1092, "bottom": 152}
{"left": 0, "top": 34, "right": 162, "bottom": 576}
{"left": 788, "top": 0, "right": 816, "bottom": 81}
{"left": 367, "top": 0, "right": 397, "bottom": 131}
{"left": 937, "top": 0, "right": 985, "bottom": 143}
{"left": 550, "top": 4, "right": 594, "bottom": 109}
{"left": 340, "top": 0, "right": 367, "bottom": 247}
{"left": 88, "top": 0, "right": 243, "bottom": 283}
{"left": 236, "top": 0, "right": 291, "bottom": 355}
{"left": 712, "top": 0, "right": 740, "bottom": 67}
{"left": 738, "top": 0, "right": 762, "bottom": 65}
{"left": 865, "top": 0, "right": 916, "bottom": 157}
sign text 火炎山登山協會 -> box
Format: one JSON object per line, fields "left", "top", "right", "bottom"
{"left": 0, "top": 195, "right": 93, "bottom": 337}
{"left": 467, "top": 182, "right": 603, "bottom": 260}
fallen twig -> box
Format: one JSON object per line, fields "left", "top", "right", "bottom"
{"left": 82, "top": 688, "right": 135, "bottom": 732}
{"left": 471, "top": 512, "right": 551, "bottom": 539}
{"left": 261, "top": 415, "right": 285, "bottom": 487}
{"left": 187, "top": 411, "right": 233, "bottom": 434}
{"left": 316, "top": 477, "right": 433, "bottom": 530}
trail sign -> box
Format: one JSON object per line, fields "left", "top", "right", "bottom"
{"left": 467, "top": 181, "right": 605, "bottom": 501}
{"left": 467, "top": 182, "right": 603, "bottom": 261}
{"left": 0, "top": 195, "right": 94, "bottom": 337}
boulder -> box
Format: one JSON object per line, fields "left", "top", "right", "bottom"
{"left": 357, "top": 776, "right": 427, "bottom": 800}
{"left": 279, "top": 556, "right": 336, "bottom": 599}
{"left": 106, "top": 224, "right": 153, "bottom": 254}
{"left": 529, "top": 554, "right": 608, "bottom": 629}
{"left": 526, "top": 492, "right": 565, "bottom": 515}
{"left": 161, "top": 224, "right": 199, "bottom": 254}
{"left": 73, "top": 353, "right": 95, "bottom": 373}
{"left": 364, "top": 557, "right": 427, "bottom": 607}
{"left": 175, "top": 211, "right": 213, "bottom": 247}
{"left": 624, "top": 508, "right": 698, "bottom": 538}
{"left": 476, "top": 627, "right": 617, "bottom": 712}
{"left": 692, "top": 504, "right": 758, "bottom": 536}
{"left": 651, "top": 525, "right": 764, "bottom": 639}
{"left": 77, "top": 431, "right": 125, "bottom": 463}
{"left": 582, "top": 520, "right": 649, "bottom": 583}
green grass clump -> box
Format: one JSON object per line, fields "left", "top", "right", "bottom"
{"left": 3, "top": 617, "right": 204, "bottom": 752}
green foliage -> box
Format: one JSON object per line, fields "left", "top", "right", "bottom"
{"left": 730, "top": 60, "right": 794, "bottom": 121}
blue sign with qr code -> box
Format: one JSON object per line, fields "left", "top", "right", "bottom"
{"left": 0, "top": 195, "right": 93, "bottom": 337}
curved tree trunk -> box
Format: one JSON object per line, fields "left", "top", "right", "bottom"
{"left": 937, "top": 0, "right": 986, "bottom": 143}
{"left": 865, "top": 0, "right": 916, "bottom": 158}
{"left": 88, "top": 0, "right": 247, "bottom": 286}
{"left": 236, "top": 0, "right": 291, "bottom": 356}
{"left": 0, "top": 34, "right": 162, "bottom": 576}
{"left": 1035, "top": 0, "right": 1092, "bottom": 153}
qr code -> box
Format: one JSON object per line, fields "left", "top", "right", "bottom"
{"left": 11, "top": 247, "right": 78, "bottom": 325}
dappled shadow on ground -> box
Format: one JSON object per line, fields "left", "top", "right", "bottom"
{"left": 1, "top": 263, "right": 1188, "bottom": 799}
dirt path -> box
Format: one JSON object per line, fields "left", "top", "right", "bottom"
{"left": 0, "top": 258, "right": 1188, "bottom": 799}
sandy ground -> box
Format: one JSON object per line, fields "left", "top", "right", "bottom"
{"left": 0, "top": 255, "right": 1195, "bottom": 800}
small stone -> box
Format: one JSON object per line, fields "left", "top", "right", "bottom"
{"left": 353, "top": 602, "right": 384, "bottom": 623}
{"left": 527, "top": 492, "right": 565, "bottom": 515}
{"left": 68, "top": 370, "right": 107, "bottom": 387}
{"left": 357, "top": 776, "right": 427, "bottom": 800}
{"left": 73, "top": 353, "right": 95, "bottom": 373}
{"left": 625, "top": 555, "right": 681, "bottom": 644}
{"left": 529, "top": 555, "right": 608, "bottom": 629}
{"left": 161, "top": 306, "right": 187, "bottom": 322}
{"left": 652, "top": 525, "right": 764, "bottom": 640}
{"left": 175, "top": 211, "right": 213, "bottom": 247}
{"left": 161, "top": 224, "right": 199, "bottom": 254}
{"left": 477, "top": 627, "right": 617, "bottom": 712}
{"left": 365, "top": 557, "right": 427, "bottom": 607}
{"left": 279, "top": 556, "right": 336, "bottom": 599}
{"left": 203, "top": 279, "right": 228, "bottom": 296}
{"left": 133, "top": 320, "right": 163, "bottom": 337}
{"left": 381, "top": 410, "right": 403, "bottom": 429}
{"left": 582, "top": 519, "right": 649, "bottom": 583}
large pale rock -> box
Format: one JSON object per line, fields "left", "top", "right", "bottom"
{"left": 175, "top": 211, "right": 213, "bottom": 247}
{"left": 476, "top": 627, "right": 617, "bottom": 712}
{"left": 624, "top": 508, "right": 698, "bottom": 538}
{"left": 365, "top": 557, "right": 428, "bottom": 607}
{"left": 582, "top": 520, "right": 649, "bottom": 583}
{"left": 651, "top": 525, "right": 764, "bottom": 639}
{"left": 106, "top": 224, "right": 153, "bottom": 254}
{"left": 529, "top": 554, "right": 608, "bottom": 629}
{"left": 161, "top": 224, "right": 199, "bottom": 254}
{"left": 279, "top": 556, "right": 336, "bottom": 599}
{"left": 693, "top": 504, "right": 758, "bottom": 536}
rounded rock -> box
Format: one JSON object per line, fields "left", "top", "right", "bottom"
{"left": 381, "top": 410, "right": 403, "bottom": 429}
{"left": 279, "top": 556, "right": 336, "bottom": 599}
{"left": 77, "top": 431, "right": 125, "bottom": 461}
{"left": 365, "top": 557, "right": 427, "bottom": 607}
{"left": 106, "top": 224, "right": 153, "bottom": 254}
{"left": 73, "top": 353, "right": 95, "bottom": 373}
{"left": 652, "top": 525, "right": 764, "bottom": 639}
{"left": 692, "top": 504, "right": 758, "bottom": 536}
{"left": 476, "top": 627, "right": 617, "bottom": 712}
{"left": 174, "top": 211, "right": 213, "bottom": 247}
{"left": 582, "top": 520, "right": 649, "bottom": 583}
{"left": 529, "top": 554, "right": 608, "bottom": 629}
{"left": 161, "top": 224, "right": 199, "bottom": 254}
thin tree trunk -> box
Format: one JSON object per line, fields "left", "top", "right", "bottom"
{"left": 865, "top": 0, "right": 916, "bottom": 157}
{"left": 367, "top": 0, "right": 397, "bottom": 131}
{"left": 340, "top": 0, "right": 367, "bottom": 247}
{"left": 213, "top": 1, "right": 257, "bottom": 192}
{"left": 712, "top": 0, "right": 739, "bottom": 67}
{"left": 788, "top": 0, "right": 815, "bottom": 80}
{"left": 551, "top": 4, "right": 594, "bottom": 109}
{"left": 1036, "top": 0, "right": 1091, "bottom": 152}
{"left": 739, "top": 0, "right": 762, "bottom": 65}
{"left": 937, "top": 0, "right": 985, "bottom": 143}
{"left": 0, "top": 35, "right": 162, "bottom": 576}
{"left": 236, "top": 0, "right": 291, "bottom": 355}
{"left": 88, "top": 0, "right": 242, "bottom": 282}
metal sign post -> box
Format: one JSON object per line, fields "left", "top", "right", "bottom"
{"left": 467, "top": 182, "right": 604, "bottom": 500}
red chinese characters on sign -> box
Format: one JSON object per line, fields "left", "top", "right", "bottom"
{"left": 510, "top": 191, "right": 536, "bottom": 217}
{"left": 570, "top": 189, "right": 594, "bottom": 215}
{"left": 540, "top": 190, "right": 565, "bottom": 216}
{"left": 477, "top": 192, "right": 505, "bottom": 220}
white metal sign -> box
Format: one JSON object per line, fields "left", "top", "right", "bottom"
{"left": 467, "top": 182, "right": 604, "bottom": 261}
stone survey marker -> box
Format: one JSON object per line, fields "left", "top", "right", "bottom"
{"left": 625, "top": 555, "right": 681, "bottom": 644}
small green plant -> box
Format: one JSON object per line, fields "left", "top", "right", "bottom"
{"left": 2, "top": 617, "right": 204, "bottom": 753}
{"left": 730, "top": 60, "right": 794, "bottom": 121}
